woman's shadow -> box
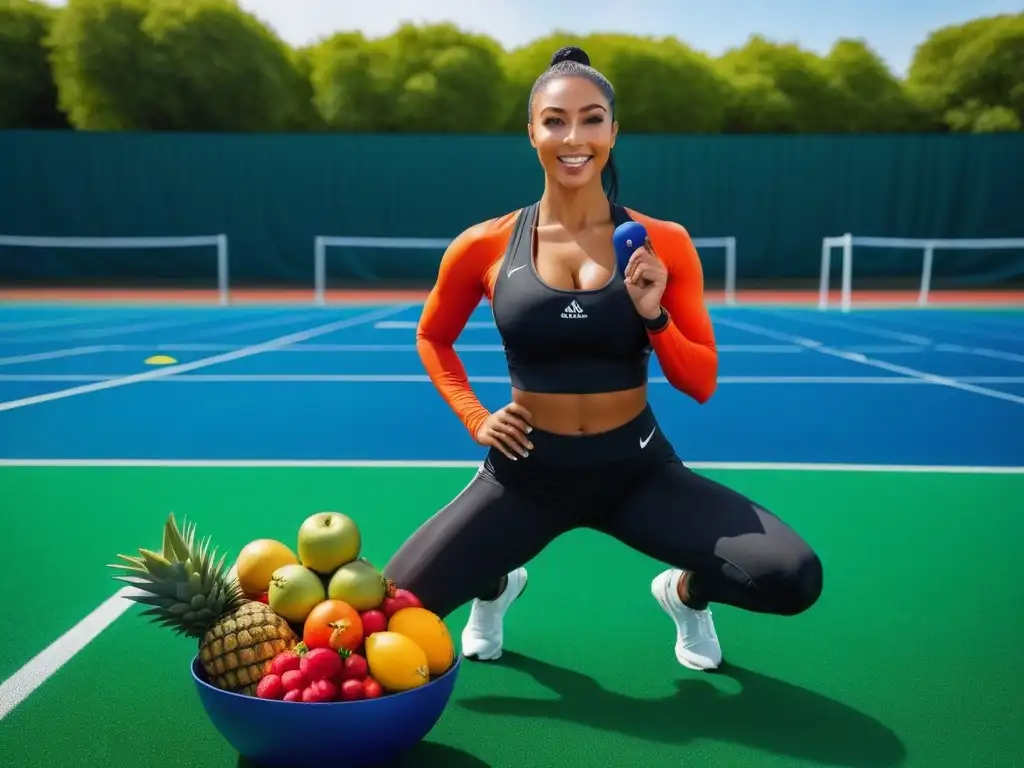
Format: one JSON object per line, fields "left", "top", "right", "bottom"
{"left": 459, "top": 651, "right": 907, "bottom": 768}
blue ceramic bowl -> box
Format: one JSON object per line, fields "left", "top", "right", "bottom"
{"left": 191, "top": 654, "right": 462, "bottom": 767}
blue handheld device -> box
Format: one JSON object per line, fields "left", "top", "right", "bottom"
{"left": 612, "top": 221, "right": 648, "bottom": 275}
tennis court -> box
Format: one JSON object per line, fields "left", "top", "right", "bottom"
{"left": 1, "top": 299, "right": 1022, "bottom": 768}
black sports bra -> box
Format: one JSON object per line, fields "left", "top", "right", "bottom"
{"left": 490, "top": 203, "right": 652, "bottom": 394}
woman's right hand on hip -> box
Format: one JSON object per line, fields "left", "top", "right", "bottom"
{"left": 475, "top": 403, "right": 534, "bottom": 460}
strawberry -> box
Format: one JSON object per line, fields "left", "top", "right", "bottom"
{"left": 302, "top": 678, "right": 336, "bottom": 703}
{"left": 339, "top": 652, "right": 368, "bottom": 682}
{"left": 300, "top": 647, "right": 343, "bottom": 682}
{"left": 257, "top": 592, "right": 269, "bottom": 604}
{"left": 256, "top": 674, "right": 285, "bottom": 700}
{"left": 362, "top": 677, "right": 383, "bottom": 699}
{"left": 269, "top": 650, "right": 301, "bottom": 677}
{"left": 359, "top": 609, "right": 388, "bottom": 638}
{"left": 281, "top": 669, "right": 308, "bottom": 692}
{"left": 338, "top": 679, "right": 364, "bottom": 701}
{"left": 282, "top": 689, "right": 303, "bottom": 703}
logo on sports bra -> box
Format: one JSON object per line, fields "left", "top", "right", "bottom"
{"left": 560, "top": 300, "right": 587, "bottom": 320}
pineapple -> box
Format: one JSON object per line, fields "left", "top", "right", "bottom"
{"left": 110, "top": 512, "right": 298, "bottom": 696}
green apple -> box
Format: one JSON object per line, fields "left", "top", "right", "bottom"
{"left": 268, "top": 564, "right": 325, "bottom": 623}
{"left": 296, "top": 511, "right": 361, "bottom": 574}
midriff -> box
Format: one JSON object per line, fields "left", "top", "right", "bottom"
{"left": 511, "top": 385, "right": 648, "bottom": 435}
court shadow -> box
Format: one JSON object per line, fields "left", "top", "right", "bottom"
{"left": 459, "top": 651, "right": 907, "bottom": 768}
{"left": 236, "top": 741, "right": 491, "bottom": 768}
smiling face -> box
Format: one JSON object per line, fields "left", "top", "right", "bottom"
{"left": 528, "top": 75, "right": 618, "bottom": 192}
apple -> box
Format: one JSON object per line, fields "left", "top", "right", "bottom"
{"left": 268, "top": 564, "right": 326, "bottom": 623}
{"left": 297, "top": 512, "right": 361, "bottom": 574}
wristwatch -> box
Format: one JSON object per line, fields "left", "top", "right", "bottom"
{"left": 642, "top": 306, "right": 670, "bottom": 332}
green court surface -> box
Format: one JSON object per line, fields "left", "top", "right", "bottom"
{"left": 1, "top": 465, "right": 1023, "bottom": 768}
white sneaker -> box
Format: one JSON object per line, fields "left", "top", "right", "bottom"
{"left": 651, "top": 569, "right": 722, "bottom": 671}
{"left": 461, "top": 567, "right": 529, "bottom": 661}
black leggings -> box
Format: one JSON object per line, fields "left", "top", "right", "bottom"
{"left": 383, "top": 406, "right": 823, "bottom": 620}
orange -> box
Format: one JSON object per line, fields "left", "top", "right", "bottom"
{"left": 387, "top": 607, "right": 455, "bottom": 675}
{"left": 364, "top": 632, "right": 430, "bottom": 692}
{"left": 235, "top": 539, "right": 299, "bottom": 596}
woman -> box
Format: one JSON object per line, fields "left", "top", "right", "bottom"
{"left": 382, "top": 46, "right": 822, "bottom": 672}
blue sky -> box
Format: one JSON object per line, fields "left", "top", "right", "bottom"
{"left": 41, "top": 0, "right": 1019, "bottom": 76}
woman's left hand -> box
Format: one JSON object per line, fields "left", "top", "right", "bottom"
{"left": 623, "top": 241, "right": 668, "bottom": 320}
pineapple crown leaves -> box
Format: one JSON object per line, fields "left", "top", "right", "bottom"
{"left": 107, "top": 512, "right": 246, "bottom": 637}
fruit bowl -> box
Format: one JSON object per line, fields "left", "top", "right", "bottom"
{"left": 192, "top": 654, "right": 463, "bottom": 767}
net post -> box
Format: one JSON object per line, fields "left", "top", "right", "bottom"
{"left": 314, "top": 236, "right": 326, "bottom": 306}
{"left": 840, "top": 233, "right": 854, "bottom": 312}
{"left": 818, "top": 237, "right": 833, "bottom": 310}
{"left": 724, "top": 237, "right": 737, "bottom": 305}
{"left": 216, "top": 234, "right": 229, "bottom": 306}
{"left": 918, "top": 243, "right": 935, "bottom": 306}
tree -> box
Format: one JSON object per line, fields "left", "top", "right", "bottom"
{"left": 716, "top": 36, "right": 850, "bottom": 133}
{"left": 822, "top": 38, "right": 930, "bottom": 133}
{"left": 0, "top": 0, "right": 67, "bottom": 128}
{"left": 48, "top": 0, "right": 315, "bottom": 131}
{"left": 907, "top": 13, "right": 1024, "bottom": 132}
{"left": 309, "top": 23, "right": 506, "bottom": 133}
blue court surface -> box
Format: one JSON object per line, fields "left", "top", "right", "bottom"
{"left": 0, "top": 301, "right": 1020, "bottom": 467}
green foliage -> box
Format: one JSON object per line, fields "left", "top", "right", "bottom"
{"left": 906, "top": 13, "right": 1024, "bottom": 133}
{"left": 6, "top": 1, "right": 1022, "bottom": 134}
{"left": 48, "top": 0, "right": 316, "bottom": 131}
{"left": 0, "top": 0, "right": 67, "bottom": 128}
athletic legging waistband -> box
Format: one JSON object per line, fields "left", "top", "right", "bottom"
{"left": 485, "top": 404, "right": 675, "bottom": 470}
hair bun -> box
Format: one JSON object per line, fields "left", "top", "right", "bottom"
{"left": 550, "top": 46, "right": 590, "bottom": 67}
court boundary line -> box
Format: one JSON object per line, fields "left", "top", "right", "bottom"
{"left": 0, "top": 304, "right": 413, "bottom": 413}
{"left": 0, "top": 586, "right": 136, "bottom": 721}
{"left": 3, "top": 373, "right": 1024, "bottom": 385}
{"left": 1, "top": 459, "right": 1020, "bottom": 472}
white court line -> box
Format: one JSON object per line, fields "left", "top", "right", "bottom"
{"left": 190, "top": 311, "right": 330, "bottom": 338}
{"left": 0, "top": 586, "right": 138, "bottom": 721}
{"left": 376, "top": 320, "right": 493, "bottom": 329}
{"left": 759, "top": 309, "right": 934, "bottom": 345}
{"left": 0, "top": 315, "right": 117, "bottom": 332}
{"left": 0, "top": 346, "right": 107, "bottom": 368}
{"left": 0, "top": 458, "right": 1020, "bottom": 472}
{"left": 4, "top": 373, "right": 1024, "bottom": 385}
{"left": 0, "top": 304, "right": 412, "bottom": 413}
{"left": 82, "top": 342, "right": 813, "bottom": 354}
{"left": 716, "top": 317, "right": 1024, "bottom": 406}
{"left": 862, "top": 310, "right": 1024, "bottom": 346}
{"left": 1, "top": 314, "right": 232, "bottom": 345}
{"left": 936, "top": 344, "right": 1024, "bottom": 364}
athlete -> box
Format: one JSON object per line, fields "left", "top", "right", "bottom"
{"left": 382, "top": 46, "right": 822, "bottom": 672}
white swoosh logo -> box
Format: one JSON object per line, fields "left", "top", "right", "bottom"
{"left": 507, "top": 264, "right": 527, "bottom": 277}
{"left": 639, "top": 427, "right": 656, "bottom": 449}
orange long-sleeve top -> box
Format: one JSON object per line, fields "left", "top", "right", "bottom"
{"left": 416, "top": 207, "right": 719, "bottom": 438}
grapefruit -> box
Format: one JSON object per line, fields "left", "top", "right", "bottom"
{"left": 235, "top": 539, "right": 299, "bottom": 596}
{"left": 388, "top": 607, "right": 455, "bottom": 675}
{"left": 364, "top": 632, "right": 430, "bottom": 692}
{"left": 328, "top": 558, "right": 387, "bottom": 611}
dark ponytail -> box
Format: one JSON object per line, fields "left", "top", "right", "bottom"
{"left": 528, "top": 46, "right": 619, "bottom": 204}
{"left": 602, "top": 151, "right": 619, "bottom": 204}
